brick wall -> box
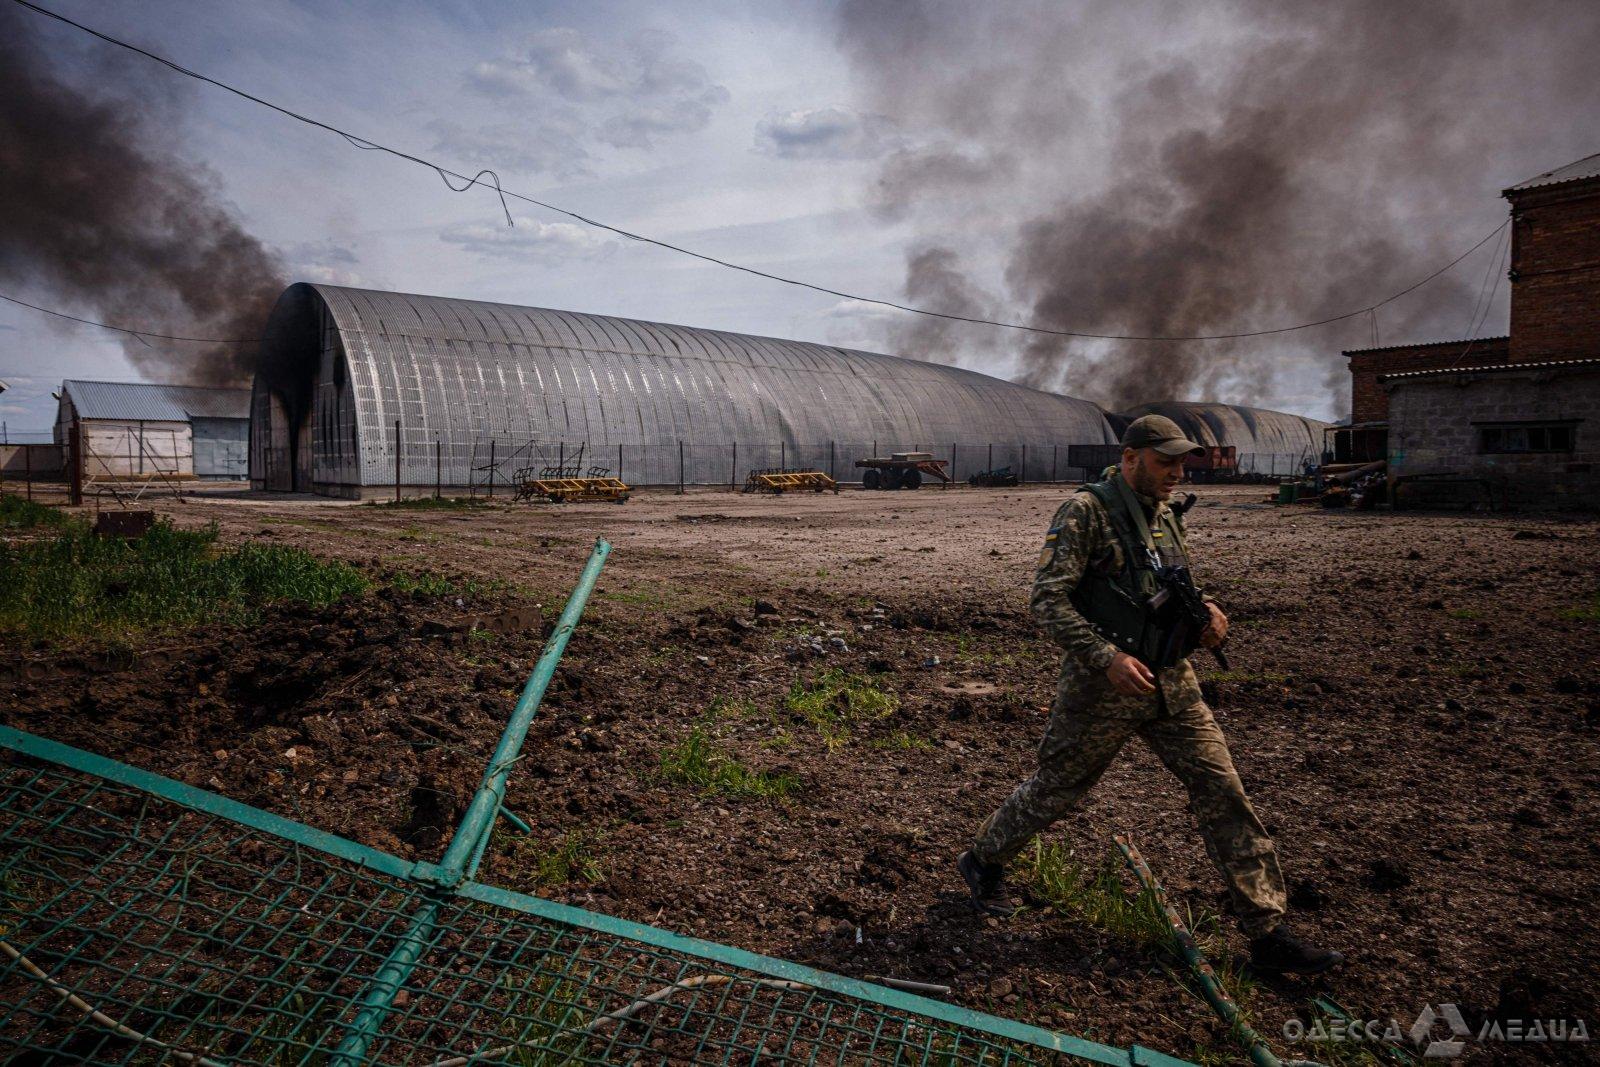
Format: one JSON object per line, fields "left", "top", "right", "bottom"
{"left": 1344, "top": 337, "right": 1510, "bottom": 424}
{"left": 1507, "top": 178, "right": 1600, "bottom": 364}
{"left": 1385, "top": 366, "right": 1600, "bottom": 506}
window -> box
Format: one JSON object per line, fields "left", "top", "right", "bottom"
{"left": 1477, "top": 422, "right": 1577, "bottom": 454}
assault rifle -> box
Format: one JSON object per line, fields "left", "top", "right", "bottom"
{"left": 1148, "top": 564, "right": 1229, "bottom": 671}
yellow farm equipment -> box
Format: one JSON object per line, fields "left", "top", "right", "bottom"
{"left": 513, "top": 466, "right": 630, "bottom": 503}
{"left": 742, "top": 468, "right": 838, "bottom": 494}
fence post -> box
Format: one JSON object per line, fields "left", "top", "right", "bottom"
{"left": 730, "top": 441, "right": 737, "bottom": 490}
{"left": 25, "top": 444, "right": 32, "bottom": 501}
{"left": 435, "top": 439, "right": 441, "bottom": 499}
{"left": 678, "top": 440, "right": 685, "bottom": 495}
{"left": 829, "top": 440, "right": 835, "bottom": 479}
{"left": 780, "top": 440, "right": 786, "bottom": 470}
{"left": 618, "top": 443, "right": 623, "bottom": 483}
{"left": 394, "top": 419, "right": 401, "bottom": 503}
{"left": 1052, "top": 445, "right": 1058, "bottom": 483}
{"left": 988, "top": 442, "right": 993, "bottom": 473}
{"left": 488, "top": 439, "right": 496, "bottom": 498}
{"left": 70, "top": 422, "right": 83, "bottom": 507}
{"left": 950, "top": 442, "right": 956, "bottom": 485}
{"left": 1021, "top": 444, "right": 1027, "bottom": 486}
{"left": 558, "top": 442, "right": 564, "bottom": 474}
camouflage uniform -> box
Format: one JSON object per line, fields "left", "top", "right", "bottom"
{"left": 972, "top": 473, "right": 1287, "bottom": 936}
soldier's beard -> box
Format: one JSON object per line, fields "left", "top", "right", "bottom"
{"left": 1129, "top": 456, "right": 1173, "bottom": 501}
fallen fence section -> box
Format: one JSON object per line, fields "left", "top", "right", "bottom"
{"left": 0, "top": 547, "right": 1193, "bottom": 1066}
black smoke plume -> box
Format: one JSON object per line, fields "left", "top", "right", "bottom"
{"left": 837, "top": 1, "right": 1600, "bottom": 415}
{"left": 0, "top": 7, "right": 284, "bottom": 387}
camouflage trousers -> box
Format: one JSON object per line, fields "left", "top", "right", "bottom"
{"left": 972, "top": 700, "right": 1287, "bottom": 937}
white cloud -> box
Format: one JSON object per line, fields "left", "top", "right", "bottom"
{"left": 439, "top": 216, "right": 616, "bottom": 262}
{"left": 755, "top": 106, "right": 900, "bottom": 161}
{"left": 466, "top": 28, "right": 729, "bottom": 152}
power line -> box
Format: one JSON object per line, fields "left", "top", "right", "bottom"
{"left": 13, "top": 0, "right": 1508, "bottom": 344}
{"left": 0, "top": 291, "right": 257, "bottom": 343}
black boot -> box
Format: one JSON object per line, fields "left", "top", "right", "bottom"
{"left": 1248, "top": 925, "right": 1344, "bottom": 975}
{"left": 958, "top": 850, "right": 1019, "bottom": 917}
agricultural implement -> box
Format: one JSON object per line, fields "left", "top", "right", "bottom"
{"left": 857, "top": 451, "right": 951, "bottom": 490}
{"left": 513, "top": 464, "right": 630, "bottom": 503}
{"left": 742, "top": 467, "right": 838, "bottom": 494}
{"left": 968, "top": 465, "right": 1020, "bottom": 488}
{"left": 0, "top": 538, "right": 1196, "bottom": 1066}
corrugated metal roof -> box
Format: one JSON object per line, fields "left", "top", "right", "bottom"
{"left": 1342, "top": 336, "right": 1508, "bottom": 356}
{"left": 1379, "top": 358, "right": 1600, "bottom": 382}
{"left": 1504, "top": 151, "right": 1600, "bottom": 193}
{"left": 62, "top": 380, "right": 251, "bottom": 422}
{"left": 1118, "top": 401, "right": 1329, "bottom": 457}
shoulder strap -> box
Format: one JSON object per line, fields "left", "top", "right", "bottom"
{"left": 1080, "top": 476, "right": 1158, "bottom": 575}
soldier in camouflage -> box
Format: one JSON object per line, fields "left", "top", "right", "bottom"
{"left": 958, "top": 415, "right": 1342, "bottom": 975}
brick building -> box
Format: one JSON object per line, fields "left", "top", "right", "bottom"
{"left": 1332, "top": 151, "right": 1600, "bottom": 501}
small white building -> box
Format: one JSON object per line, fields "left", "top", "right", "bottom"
{"left": 54, "top": 380, "right": 251, "bottom": 481}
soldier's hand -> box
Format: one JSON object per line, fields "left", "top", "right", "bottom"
{"left": 1106, "top": 652, "right": 1156, "bottom": 696}
{"left": 1200, "top": 602, "right": 1229, "bottom": 648}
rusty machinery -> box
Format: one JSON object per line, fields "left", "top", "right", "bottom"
{"left": 513, "top": 464, "right": 631, "bottom": 504}
{"left": 741, "top": 468, "right": 838, "bottom": 494}
{"left": 855, "top": 451, "right": 951, "bottom": 491}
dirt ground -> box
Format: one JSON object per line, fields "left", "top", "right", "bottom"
{"left": 4, "top": 482, "right": 1598, "bottom": 1064}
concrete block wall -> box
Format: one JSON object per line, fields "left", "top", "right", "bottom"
{"left": 1386, "top": 367, "right": 1600, "bottom": 506}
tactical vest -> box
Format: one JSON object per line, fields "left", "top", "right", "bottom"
{"left": 1067, "top": 473, "right": 1192, "bottom": 666}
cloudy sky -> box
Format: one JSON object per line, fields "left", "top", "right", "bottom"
{"left": 2, "top": 0, "right": 1596, "bottom": 432}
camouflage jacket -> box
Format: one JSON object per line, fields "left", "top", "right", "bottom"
{"left": 1030, "top": 480, "right": 1209, "bottom": 718}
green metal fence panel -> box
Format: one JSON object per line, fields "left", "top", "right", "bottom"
{"left": 0, "top": 540, "right": 1192, "bottom": 1067}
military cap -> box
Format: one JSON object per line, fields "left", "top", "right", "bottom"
{"left": 1121, "top": 414, "right": 1205, "bottom": 456}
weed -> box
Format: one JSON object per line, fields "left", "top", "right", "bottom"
{"left": 0, "top": 517, "right": 367, "bottom": 641}
{"left": 505, "top": 830, "right": 605, "bottom": 887}
{"left": 1026, "top": 841, "right": 1171, "bottom": 948}
{"left": 784, "top": 670, "right": 898, "bottom": 749}
{"left": 870, "top": 730, "right": 932, "bottom": 751}
{"left": 1447, "top": 608, "right": 1482, "bottom": 620}
{"left": 0, "top": 494, "right": 68, "bottom": 530}
{"left": 396, "top": 525, "right": 441, "bottom": 543}
{"left": 658, "top": 722, "right": 798, "bottom": 799}
{"left": 492, "top": 973, "right": 589, "bottom": 1065}
{"left": 1028, "top": 841, "right": 1270, "bottom": 1057}
{"left": 1559, "top": 596, "right": 1600, "bottom": 622}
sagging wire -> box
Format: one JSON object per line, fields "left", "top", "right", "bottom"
{"left": 0, "top": 291, "right": 253, "bottom": 345}
{"left": 0, "top": 938, "right": 230, "bottom": 1067}
{"left": 12, "top": 0, "right": 1508, "bottom": 346}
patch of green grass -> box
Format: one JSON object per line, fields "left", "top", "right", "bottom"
{"left": 784, "top": 669, "right": 898, "bottom": 749}
{"left": 1447, "top": 608, "right": 1482, "bottom": 620}
{"left": 516, "top": 830, "right": 605, "bottom": 887}
{"left": 1026, "top": 841, "right": 1171, "bottom": 947}
{"left": 658, "top": 722, "right": 799, "bottom": 799}
{"left": 0, "top": 494, "right": 68, "bottom": 530}
{"left": 367, "top": 495, "right": 491, "bottom": 511}
{"left": 493, "top": 974, "right": 589, "bottom": 1065}
{"left": 1559, "top": 596, "right": 1600, "bottom": 622}
{"left": 870, "top": 730, "right": 932, "bottom": 751}
{"left": 0, "top": 517, "right": 367, "bottom": 642}
{"left": 1028, "top": 841, "right": 1266, "bottom": 1058}
{"left": 395, "top": 524, "right": 441, "bottom": 543}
